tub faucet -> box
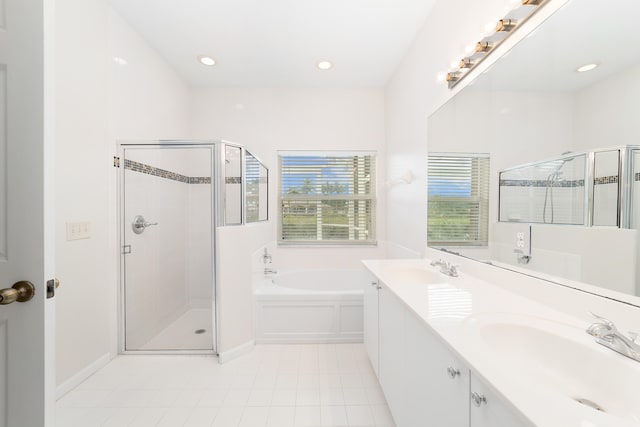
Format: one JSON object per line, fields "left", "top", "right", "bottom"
{"left": 262, "top": 248, "right": 272, "bottom": 264}
{"left": 264, "top": 267, "right": 277, "bottom": 276}
{"left": 586, "top": 312, "right": 640, "bottom": 363}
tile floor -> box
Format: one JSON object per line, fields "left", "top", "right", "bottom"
{"left": 56, "top": 343, "right": 395, "bottom": 427}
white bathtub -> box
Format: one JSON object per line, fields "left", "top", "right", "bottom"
{"left": 254, "top": 269, "right": 364, "bottom": 344}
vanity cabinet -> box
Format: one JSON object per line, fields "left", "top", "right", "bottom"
{"left": 378, "top": 286, "right": 406, "bottom": 422}
{"left": 378, "top": 283, "right": 468, "bottom": 427}
{"left": 366, "top": 272, "right": 531, "bottom": 427}
{"left": 403, "top": 296, "right": 469, "bottom": 427}
{"left": 469, "top": 374, "right": 530, "bottom": 427}
{"left": 363, "top": 270, "right": 380, "bottom": 376}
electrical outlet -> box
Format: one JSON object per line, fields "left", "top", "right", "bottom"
{"left": 66, "top": 221, "right": 91, "bottom": 241}
{"left": 514, "top": 226, "right": 531, "bottom": 256}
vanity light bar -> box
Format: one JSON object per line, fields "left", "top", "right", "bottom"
{"left": 444, "top": 0, "right": 548, "bottom": 89}
{"left": 459, "top": 58, "right": 475, "bottom": 69}
{"left": 496, "top": 19, "right": 517, "bottom": 32}
{"left": 446, "top": 71, "right": 461, "bottom": 82}
{"left": 476, "top": 41, "right": 494, "bottom": 53}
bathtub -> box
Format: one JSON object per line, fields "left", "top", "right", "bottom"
{"left": 254, "top": 269, "right": 364, "bottom": 344}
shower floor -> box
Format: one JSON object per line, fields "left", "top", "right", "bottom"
{"left": 139, "top": 308, "right": 214, "bottom": 351}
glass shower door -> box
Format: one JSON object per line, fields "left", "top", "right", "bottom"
{"left": 122, "top": 145, "right": 215, "bottom": 352}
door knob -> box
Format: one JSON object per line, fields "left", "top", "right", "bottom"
{"left": 0, "top": 281, "right": 35, "bottom": 305}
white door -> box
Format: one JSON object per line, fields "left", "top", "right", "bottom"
{"left": 0, "top": 0, "right": 55, "bottom": 426}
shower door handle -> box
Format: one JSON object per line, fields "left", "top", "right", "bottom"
{"left": 132, "top": 215, "right": 159, "bottom": 234}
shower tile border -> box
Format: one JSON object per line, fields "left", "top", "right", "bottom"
{"left": 500, "top": 175, "right": 620, "bottom": 188}
{"left": 499, "top": 179, "right": 585, "bottom": 188}
{"left": 593, "top": 175, "right": 618, "bottom": 185}
{"left": 124, "top": 159, "right": 212, "bottom": 184}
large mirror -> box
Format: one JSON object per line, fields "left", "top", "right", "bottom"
{"left": 427, "top": 0, "right": 640, "bottom": 303}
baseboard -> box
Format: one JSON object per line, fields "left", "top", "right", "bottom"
{"left": 218, "top": 340, "right": 254, "bottom": 364}
{"left": 56, "top": 353, "right": 112, "bottom": 400}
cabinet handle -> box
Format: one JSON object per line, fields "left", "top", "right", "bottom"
{"left": 371, "top": 281, "right": 378, "bottom": 287}
{"left": 471, "top": 391, "right": 487, "bottom": 407}
{"left": 376, "top": 285, "right": 383, "bottom": 290}
{"left": 446, "top": 367, "right": 460, "bottom": 379}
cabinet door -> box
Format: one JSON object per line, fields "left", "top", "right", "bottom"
{"left": 470, "top": 373, "right": 531, "bottom": 427}
{"left": 404, "top": 308, "right": 469, "bottom": 427}
{"left": 363, "top": 270, "right": 380, "bottom": 377}
{"left": 378, "top": 286, "right": 406, "bottom": 422}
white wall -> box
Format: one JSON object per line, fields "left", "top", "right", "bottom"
{"left": 107, "top": 9, "right": 192, "bottom": 141}
{"left": 55, "top": 1, "right": 193, "bottom": 388}
{"left": 55, "top": 0, "right": 111, "bottom": 388}
{"left": 191, "top": 88, "right": 388, "bottom": 270}
{"left": 216, "top": 223, "right": 271, "bottom": 357}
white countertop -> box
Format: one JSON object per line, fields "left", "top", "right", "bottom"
{"left": 362, "top": 258, "right": 640, "bottom": 427}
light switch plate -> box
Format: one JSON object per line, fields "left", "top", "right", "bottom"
{"left": 66, "top": 221, "right": 91, "bottom": 241}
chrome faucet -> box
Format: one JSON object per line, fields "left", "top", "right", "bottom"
{"left": 586, "top": 312, "right": 640, "bottom": 363}
{"left": 430, "top": 259, "right": 458, "bottom": 277}
{"left": 262, "top": 248, "right": 272, "bottom": 264}
{"left": 264, "top": 267, "right": 277, "bottom": 276}
{"left": 440, "top": 262, "right": 458, "bottom": 277}
{"left": 430, "top": 258, "right": 446, "bottom": 267}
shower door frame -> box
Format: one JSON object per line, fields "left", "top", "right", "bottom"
{"left": 116, "top": 140, "right": 225, "bottom": 355}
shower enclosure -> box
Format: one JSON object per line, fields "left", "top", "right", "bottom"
{"left": 499, "top": 146, "right": 640, "bottom": 229}
{"left": 117, "top": 141, "right": 268, "bottom": 353}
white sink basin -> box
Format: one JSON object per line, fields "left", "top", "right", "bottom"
{"left": 466, "top": 313, "right": 640, "bottom": 423}
{"left": 380, "top": 264, "right": 445, "bottom": 284}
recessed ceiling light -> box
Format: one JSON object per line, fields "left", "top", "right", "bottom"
{"left": 576, "top": 63, "right": 598, "bottom": 73}
{"left": 317, "top": 60, "right": 333, "bottom": 70}
{"left": 198, "top": 55, "right": 216, "bottom": 66}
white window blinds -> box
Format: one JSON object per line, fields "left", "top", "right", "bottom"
{"left": 428, "top": 153, "right": 490, "bottom": 246}
{"left": 279, "top": 152, "right": 376, "bottom": 245}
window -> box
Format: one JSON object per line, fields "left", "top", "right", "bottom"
{"left": 428, "top": 153, "right": 490, "bottom": 246}
{"left": 279, "top": 152, "right": 376, "bottom": 245}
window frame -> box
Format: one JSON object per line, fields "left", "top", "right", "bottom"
{"left": 427, "top": 152, "right": 490, "bottom": 247}
{"left": 277, "top": 151, "right": 377, "bottom": 246}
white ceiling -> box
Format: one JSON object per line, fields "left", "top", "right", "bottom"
{"left": 107, "top": 0, "right": 437, "bottom": 88}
